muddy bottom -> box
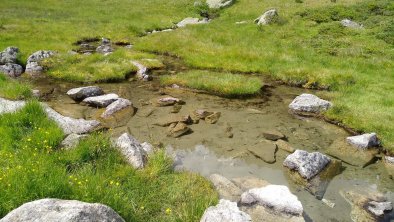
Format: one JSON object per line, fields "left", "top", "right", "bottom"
{"left": 30, "top": 76, "right": 394, "bottom": 222}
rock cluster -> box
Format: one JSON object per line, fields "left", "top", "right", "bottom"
{"left": 0, "top": 47, "right": 23, "bottom": 78}
{"left": 25, "top": 50, "right": 55, "bottom": 75}
{"left": 0, "top": 198, "right": 125, "bottom": 222}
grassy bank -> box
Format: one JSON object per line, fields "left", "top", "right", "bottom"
{"left": 0, "top": 74, "right": 31, "bottom": 100}
{"left": 161, "top": 70, "right": 263, "bottom": 97}
{"left": 0, "top": 102, "right": 217, "bottom": 221}
{"left": 136, "top": 0, "right": 394, "bottom": 151}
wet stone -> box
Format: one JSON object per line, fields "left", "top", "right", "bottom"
{"left": 275, "top": 139, "right": 295, "bottom": 153}
{"left": 154, "top": 115, "right": 192, "bottom": 127}
{"left": 192, "top": 109, "right": 214, "bottom": 119}
{"left": 67, "top": 86, "right": 104, "bottom": 101}
{"left": 167, "top": 122, "right": 191, "bottom": 138}
{"left": 231, "top": 176, "right": 270, "bottom": 191}
{"left": 262, "top": 129, "right": 285, "bottom": 141}
{"left": 101, "top": 98, "right": 133, "bottom": 119}
{"left": 82, "top": 93, "right": 119, "bottom": 108}
{"left": 247, "top": 141, "right": 277, "bottom": 164}
{"left": 152, "top": 96, "right": 183, "bottom": 107}
{"left": 209, "top": 174, "right": 242, "bottom": 202}
{"left": 170, "top": 104, "right": 182, "bottom": 113}
{"left": 205, "top": 112, "right": 221, "bottom": 124}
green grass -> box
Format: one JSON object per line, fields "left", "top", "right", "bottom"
{"left": 0, "top": 74, "right": 32, "bottom": 100}
{"left": 161, "top": 70, "right": 263, "bottom": 97}
{"left": 41, "top": 49, "right": 164, "bottom": 82}
{"left": 135, "top": 0, "right": 394, "bottom": 151}
{"left": 0, "top": 102, "right": 218, "bottom": 221}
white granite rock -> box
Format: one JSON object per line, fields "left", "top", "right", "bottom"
{"left": 0, "top": 98, "right": 26, "bottom": 114}
{"left": 289, "top": 93, "right": 332, "bottom": 113}
{"left": 66, "top": 86, "right": 104, "bottom": 101}
{"left": 101, "top": 98, "right": 132, "bottom": 118}
{"left": 255, "top": 9, "right": 279, "bottom": 25}
{"left": 206, "top": 0, "right": 233, "bottom": 9}
{"left": 346, "top": 133, "right": 379, "bottom": 149}
{"left": 115, "top": 133, "right": 147, "bottom": 169}
{"left": 200, "top": 199, "right": 252, "bottom": 222}
{"left": 82, "top": 93, "right": 119, "bottom": 107}
{"left": 283, "top": 149, "right": 331, "bottom": 180}
{"left": 177, "top": 17, "right": 209, "bottom": 28}
{"left": 60, "top": 133, "right": 87, "bottom": 149}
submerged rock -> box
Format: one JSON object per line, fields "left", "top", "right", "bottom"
{"left": 60, "top": 133, "right": 87, "bottom": 149}
{"left": 262, "top": 129, "right": 285, "bottom": 141}
{"left": 209, "top": 174, "right": 242, "bottom": 201}
{"left": 25, "top": 50, "right": 55, "bottom": 75}
{"left": 240, "top": 185, "right": 303, "bottom": 216}
{"left": 0, "top": 47, "right": 19, "bottom": 65}
{"left": 206, "top": 0, "right": 234, "bottom": 9}
{"left": 326, "top": 139, "right": 378, "bottom": 167}
{"left": 340, "top": 190, "right": 392, "bottom": 222}
{"left": 275, "top": 139, "right": 295, "bottom": 153}
{"left": 0, "top": 198, "right": 125, "bottom": 222}
{"left": 231, "top": 176, "right": 270, "bottom": 191}
{"left": 115, "top": 133, "right": 147, "bottom": 169}
{"left": 101, "top": 98, "right": 133, "bottom": 118}
{"left": 67, "top": 86, "right": 104, "bottom": 101}
{"left": 176, "top": 17, "right": 209, "bottom": 28}
{"left": 200, "top": 199, "right": 251, "bottom": 222}
{"left": 341, "top": 19, "right": 363, "bottom": 29}
{"left": 248, "top": 141, "right": 277, "bottom": 164}
{"left": 283, "top": 149, "right": 331, "bottom": 180}
{"left": 289, "top": 93, "right": 332, "bottom": 114}
{"left": 255, "top": 9, "right": 279, "bottom": 26}
{"left": 192, "top": 109, "right": 214, "bottom": 119}
{"left": 82, "top": 93, "right": 119, "bottom": 107}
{"left": 0, "top": 63, "right": 23, "bottom": 78}
{"left": 154, "top": 115, "right": 192, "bottom": 127}
{"left": 152, "top": 96, "right": 184, "bottom": 107}
{"left": 346, "top": 133, "right": 379, "bottom": 149}
{"left": 167, "top": 122, "right": 191, "bottom": 138}
{"left": 205, "top": 112, "right": 221, "bottom": 124}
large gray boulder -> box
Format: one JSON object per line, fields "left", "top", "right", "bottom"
{"left": 340, "top": 19, "right": 363, "bottom": 29}
{"left": 82, "top": 93, "right": 119, "bottom": 108}
{"left": 255, "top": 9, "right": 279, "bottom": 26}
{"left": 0, "top": 98, "right": 26, "bottom": 114}
{"left": 283, "top": 149, "right": 331, "bottom": 180}
{"left": 200, "top": 199, "right": 252, "bottom": 222}
{"left": 67, "top": 86, "right": 104, "bottom": 101}
{"left": 101, "top": 98, "right": 133, "bottom": 118}
{"left": 346, "top": 133, "right": 379, "bottom": 149}
{"left": 115, "top": 133, "right": 147, "bottom": 169}
{"left": 0, "top": 63, "right": 23, "bottom": 78}
{"left": 25, "top": 50, "right": 55, "bottom": 75}
{"left": 0, "top": 47, "right": 19, "bottom": 65}
{"left": 289, "top": 93, "right": 332, "bottom": 114}
{"left": 0, "top": 198, "right": 125, "bottom": 222}
{"left": 43, "top": 105, "right": 101, "bottom": 135}
{"left": 240, "top": 185, "right": 303, "bottom": 216}
{"left": 206, "top": 0, "right": 233, "bottom": 9}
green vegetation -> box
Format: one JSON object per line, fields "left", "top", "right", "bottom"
{"left": 0, "top": 74, "right": 31, "bottom": 100}
{"left": 41, "top": 49, "right": 165, "bottom": 83}
{"left": 0, "top": 102, "right": 217, "bottom": 221}
{"left": 161, "top": 70, "right": 263, "bottom": 97}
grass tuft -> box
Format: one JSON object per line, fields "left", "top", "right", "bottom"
{"left": 0, "top": 74, "right": 32, "bottom": 100}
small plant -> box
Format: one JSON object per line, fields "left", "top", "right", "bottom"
{"left": 295, "top": 0, "right": 303, "bottom": 3}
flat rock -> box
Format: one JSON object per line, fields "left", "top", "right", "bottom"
{"left": 289, "top": 93, "right": 332, "bottom": 114}
{"left": 0, "top": 98, "right": 26, "bottom": 114}
{"left": 346, "top": 133, "right": 379, "bottom": 149}
{"left": 231, "top": 176, "right": 270, "bottom": 191}
{"left": 248, "top": 141, "right": 277, "bottom": 164}
{"left": 152, "top": 96, "right": 183, "bottom": 107}
{"left": 176, "top": 17, "right": 209, "bottom": 28}
{"left": 82, "top": 93, "right": 119, "bottom": 107}
{"left": 206, "top": 0, "right": 233, "bottom": 9}
{"left": 60, "top": 133, "right": 87, "bottom": 149}
{"left": 341, "top": 19, "right": 363, "bottom": 29}
{"left": 154, "top": 115, "right": 192, "bottom": 127}
{"left": 340, "top": 190, "right": 392, "bottom": 222}
{"left": 43, "top": 105, "right": 100, "bottom": 135}
{"left": 0, "top": 63, "right": 23, "bottom": 78}
{"left": 205, "top": 112, "right": 221, "bottom": 124}
{"left": 101, "top": 98, "right": 133, "bottom": 118}
{"left": 326, "top": 139, "right": 378, "bottom": 167}
{"left": 200, "top": 199, "right": 251, "bottom": 222}
{"left": 115, "top": 133, "right": 147, "bottom": 169}
{"left": 209, "top": 174, "right": 242, "bottom": 201}
{"left": 255, "top": 9, "right": 279, "bottom": 26}
{"left": 240, "top": 185, "right": 303, "bottom": 216}
{"left": 192, "top": 109, "right": 214, "bottom": 119}
{"left": 262, "top": 130, "right": 285, "bottom": 141}
{"left": 0, "top": 47, "right": 19, "bottom": 65}
{"left": 275, "top": 139, "right": 295, "bottom": 153}
{"left": 66, "top": 86, "right": 104, "bottom": 101}
{"left": 0, "top": 198, "right": 125, "bottom": 222}
{"left": 283, "top": 149, "right": 331, "bottom": 180}
{"left": 167, "top": 122, "right": 191, "bottom": 138}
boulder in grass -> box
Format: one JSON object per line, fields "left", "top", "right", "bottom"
{"left": 67, "top": 86, "right": 104, "bottom": 101}
{"left": 25, "top": 50, "right": 56, "bottom": 75}
{"left": 340, "top": 19, "right": 363, "bottom": 29}
{"left": 289, "top": 93, "right": 332, "bottom": 114}
{"left": 255, "top": 9, "right": 279, "bottom": 26}
{"left": 240, "top": 185, "right": 303, "bottom": 217}
{"left": 0, "top": 47, "right": 19, "bottom": 65}
{"left": 346, "top": 133, "right": 379, "bottom": 149}
{"left": 283, "top": 149, "right": 330, "bottom": 180}
{"left": 176, "top": 17, "right": 209, "bottom": 28}
{"left": 60, "top": 133, "right": 87, "bottom": 150}
{"left": 206, "top": 0, "right": 234, "bottom": 9}
{"left": 0, "top": 63, "right": 23, "bottom": 78}
{"left": 200, "top": 199, "right": 252, "bottom": 222}
{"left": 115, "top": 133, "right": 147, "bottom": 169}
{"left": 0, "top": 198, "right": 125, "bottom": 222}
{"left": 82, "top": 93, "right": 119, "bottom": 108}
